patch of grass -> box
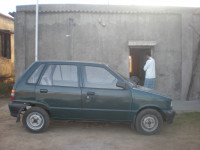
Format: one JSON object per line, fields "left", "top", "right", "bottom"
{"left": 175, "top": 112, "right": 200, "bottom": 123}
{"left": 174, "top": 112, "right": 200, "bottom": 132}
{"left": 163, "top": 112, "right": 200, "bottom": 136}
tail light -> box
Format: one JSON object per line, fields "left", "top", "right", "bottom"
{"left": 11, "top": 90, "right": 15, "bottom": 102}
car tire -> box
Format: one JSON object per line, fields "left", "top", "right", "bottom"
{"left": 135, "top": 109, "right": 163, "bottom": 135}
{"left": 22, "top": 107, "right": 49, "bottom": 133}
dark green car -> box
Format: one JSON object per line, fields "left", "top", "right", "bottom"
{"left": 8, "top": 61, "right": 175, "bottom": 135}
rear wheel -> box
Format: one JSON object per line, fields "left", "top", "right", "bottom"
{"left": 135, "top": 109, "right": 163, "bottom": 135}
{"left": 22, "top": 107, "right": 49, "bottom": 133}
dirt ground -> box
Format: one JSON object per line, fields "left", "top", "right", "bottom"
{"left": 0, "top": 98, "right": 200, "bottom": 150}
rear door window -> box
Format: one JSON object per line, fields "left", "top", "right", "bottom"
{"left": 27, "top": 64, "right": 45, "bottom": 84}
{"left": 40, "top": 64, "right": 78, "bottom": 87}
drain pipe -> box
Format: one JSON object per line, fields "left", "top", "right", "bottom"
{"left": 35, "top": 0, "right": 39, "bottom": 61}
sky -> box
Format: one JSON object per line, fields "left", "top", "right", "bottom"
{"left": 1, "top": 0, "right": 200, "bottom": 16}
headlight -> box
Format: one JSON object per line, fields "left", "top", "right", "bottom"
{"left": 170, "top": 102, "right": 173, "bottom": 108}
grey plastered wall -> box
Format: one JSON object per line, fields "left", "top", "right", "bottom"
{"left": 14, "top": 12, "right": 26, "bottom": 80}
{"left": 14, "top": 5, "right": 200, "bottom": 100}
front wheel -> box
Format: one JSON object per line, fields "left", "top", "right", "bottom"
{"left": 22, "top": 107, "right": 49, "bottom": 133}
{"left": 135, "top": 109, "right": 163, "bottom": 135}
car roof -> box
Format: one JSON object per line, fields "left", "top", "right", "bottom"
{"left": 35, "top": 60, "right": 107, "bottom": 66}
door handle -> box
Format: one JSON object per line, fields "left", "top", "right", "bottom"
{"left": 87, "top": 91, "right": 95, "bottom": 95}
{"left": 40, "top": 89, "right": 48, "bottom": 93}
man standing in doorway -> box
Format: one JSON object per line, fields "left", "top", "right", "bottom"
{"left": 143, "top": 52, "right": 156, "bottom": 89}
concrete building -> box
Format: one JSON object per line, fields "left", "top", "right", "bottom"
{"left": 14, "top": 4, "right": 200, "bottom": 100}
{"left": 0, "top": 13, "right": 14, "bottom": 81}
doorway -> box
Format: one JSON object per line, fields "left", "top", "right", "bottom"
{"left": 129, "top": 48, "right": 151, "bottom": 86}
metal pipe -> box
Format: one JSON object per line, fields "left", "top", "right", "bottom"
{"left": 35, "top": 0, "right": 39, "bottom": 61}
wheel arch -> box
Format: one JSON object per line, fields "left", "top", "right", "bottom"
{"left": 28, "top": 103, "right": 51, "bottom": 117}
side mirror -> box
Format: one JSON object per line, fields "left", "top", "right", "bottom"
{"left": 116, "top": 81, "right": 126, "bottom": 89}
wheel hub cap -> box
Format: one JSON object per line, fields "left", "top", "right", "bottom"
{"left": 141, "top": 115, "right": 158, "bottom": 132}
{"left": 26, "top": 112, "right": 44, "bottom": 130}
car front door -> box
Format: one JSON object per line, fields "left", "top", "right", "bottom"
{"left": 35, "top": 63, "right": 81, "bottom": 120}
{"left": 81, "top": 65, "right": 133, "bottom": 121}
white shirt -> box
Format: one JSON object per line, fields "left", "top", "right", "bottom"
{"left": 143, "top": 57, "right": 156, "bottom": 79}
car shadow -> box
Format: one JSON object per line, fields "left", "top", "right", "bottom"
{"left": 48, "top": 119, "right": 138, "bottom": 134}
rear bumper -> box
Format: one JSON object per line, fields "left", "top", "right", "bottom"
{"left": 163, "top": 109, "right": 176, "bottom": 124}
{"left": 8, "top": 102, "right": 28, "bottom": 117}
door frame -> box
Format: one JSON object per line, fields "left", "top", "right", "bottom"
{"left": 79, "top": 64, "right": 133, "bottom": 121}
{"left": 35, "top": 62, "right": 82, "bottom": 120}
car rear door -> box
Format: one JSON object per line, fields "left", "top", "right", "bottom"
{"left": 35, "top": 62, "right": 82, "bottom": 120}
{"left": 81, "top": 64, "right": 133, "bottom": 121}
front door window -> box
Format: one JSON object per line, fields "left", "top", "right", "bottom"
{"left": 83, "top": 66, "right": 120, "bottom": 89}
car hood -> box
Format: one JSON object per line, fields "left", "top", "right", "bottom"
{"left": 134, "top": 85, "right": 171, "bottom": 99}
{"left": 131, "top": 85, "right": 172, "bottom": 110}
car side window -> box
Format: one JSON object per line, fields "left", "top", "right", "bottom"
{"left": 27, "top": 64, "right": 45, "bottom": 84}
{"left": 83, "top": 66, "right": 120, "bottom": 89}
{"left": 40, "top": 64, "right": 78, "bottom": 87}
{"left": 40, "top": 65, "right": 53, "bottom": 86}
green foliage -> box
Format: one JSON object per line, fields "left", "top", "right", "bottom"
{"left": 0, "top": 82, "right": 14, "bottom": 97}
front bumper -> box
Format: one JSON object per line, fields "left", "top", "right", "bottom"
{"left": 8, "top": 102, "right": 29, "bottom": 117}
{"left": 163, "top": 109, "right": 176, "bottom": 124}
